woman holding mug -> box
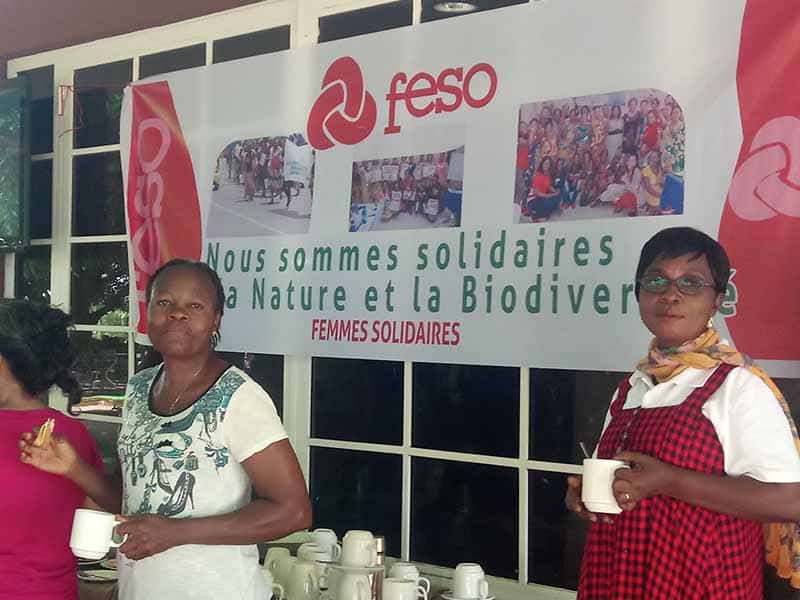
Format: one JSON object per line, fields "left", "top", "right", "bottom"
{"left": 21, "top": 259, "right": 312, "bottom": 600}
{"left": 1, "top": 300, "right": 103, "bottom": 600}
{"left": 566, "top": 227, "right": 800, "bottom": 598}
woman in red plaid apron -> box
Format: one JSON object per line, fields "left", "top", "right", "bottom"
{"left": 566, "top": 227, "right": 800, "bottom": 599}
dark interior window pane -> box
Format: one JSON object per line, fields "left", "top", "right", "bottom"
{"left": 139, "top": 44, "right": 206, "bottom": 78}
{"left": 529, "top": 470, "right": 587, "bottom": 589}
{"left": 81, "top": 420, "right": 122, "bottom": 475}
{"left": 135, "top": 343, "right": 161, "bottom": 372}
{"left": 15, "top": 245, "right": 50, "bottom": 303}
{"left": 19, "top": 65, "right": 53, "bottom": 154}
{"left": 217, "top": 351, "right": 284, "bottom": 418}
{"left": 411, "top": 458, "right": 517, "bottom": 578}
{"left": 310, "top": 447, "right": 401, "bottom": 556}
{"left": 71, "top": 242, "right": 129, "bottom": 325}
{"left": 421, "top": 0, "right": 528, "bottom": 22}
{"left": 318, "top": 1, "right": 411, "bottom": 42}
{"left": 72, "top": 152, "right": 124, "bottom": 236}
{"left": 71, "top": 330, "right": 128, "bottom": 399}
{"left": 530, "top": 369, "right": 623, "bottom": 463}
{"left": 775, "top": 378, "right": 800, "bottom": 425}
{"left": 413, "top": 363, "right": 518, "bottom": 457}
{"left": 74, "top": 59, "right": 132, "bottom": 148}
{"left": 30, "top": 159, "right": 52, "bottom": 238}
{"left": 212, "top": 26, "right": 290, "bottom": 64}
{"left": 312, "top": 357, "right": 402, "bottom": 444}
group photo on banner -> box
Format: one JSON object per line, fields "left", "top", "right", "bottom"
{"left": 349, "top": 147, "right": 464, "bottom": 232}
{"left": 209, "top": 133, "right": 315, "bottom": 238}
{"left": 514, "top": 88, "right": 685, "bottom": 223}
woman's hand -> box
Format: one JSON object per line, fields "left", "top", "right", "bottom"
{"left": 612, "top": 451, "right": 678, "bottom": 511}
{"left": 117, "top": 515, "right": 181, "bottom": 560}
{"left": 565, "top": 475, "right": 613, "bottom": 523}
{"left": 19, "top": 431, "right": 81, "bottom": 477}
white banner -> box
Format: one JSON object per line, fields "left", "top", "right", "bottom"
{"left": 121, "top": 0, "right": 800, "bottom": 376}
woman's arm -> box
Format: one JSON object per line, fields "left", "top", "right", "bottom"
{"left": 117, "top": 439, "right": 312, "bottom": 560}
{"left": 20, "top": 433, "right": 123, "bottom": 513}
{"left": 613, "top": 450, "right": 800, "bottom": 522}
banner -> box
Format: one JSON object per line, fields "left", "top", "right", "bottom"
{"left": 121, "top": 0, "right": 800, "bottom": 375}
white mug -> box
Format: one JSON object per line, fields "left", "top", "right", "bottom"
{"left": 274, "top": 555, "right": 297, "bottom": 588}
{"left": 389, "top": 562, "right": 430, "bottom": 594}
{"left": 299, "top": 542, "right": 335, "bottom": 563}
{"left": 383, "top": 578, "right": 428, "bottom": 600}
{"left": 312, "top": 528, "right": 342, "bottom": 561}
{"left": 262, "top": 566, "right": 286, "bottom": 600}
{"left": 341, "top": 530, "right": 377, "bottom": 567}
{"left": 581, "top": 458, "right": 631, "bottom": 514}
{"left": 69, "top": 509, "right": 128, "bottom": 560}
{"left": 288, "top": 559, "right": 321, "bottom": 600}
{"left": 265, "top": 547, "right": 291, "bottom": 576}
{"left": 297, "top": 543, "right": 332, "bottom": 585}
{"left": 336, "top": 572, "right": 372, "bottom": 600}
{"left": 453, "top": 563, "right": 489, "bottom": 600}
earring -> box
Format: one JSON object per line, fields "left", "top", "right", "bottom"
{"left": 210, "top": 331, "right": 220, "bottom": 348}
{"left": 707, "top": 317, "right": 714, "bottom": 329}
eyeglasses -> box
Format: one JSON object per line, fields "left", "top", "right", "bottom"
{"left": 639, "top": 274, "right": 715, "bottom": 296}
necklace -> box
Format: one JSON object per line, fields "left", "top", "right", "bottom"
{"left": 163, "top": 362, "right": 206, "bottom": 415}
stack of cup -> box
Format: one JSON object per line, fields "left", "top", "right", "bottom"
{"left": 288, "top": 559, "right": 323, "bottom": 600}
{"left": 383, "top": 578, "right": 428, "bottom": 600}
{"left": 442, "top": 563, "right": 491, "bottom": 600}
{"left": 331, "top": 530, "right": 384, "bottom": 600}
{"left": 389, "top": 562, "right": 430, "bottom": 596}
{"left": 311, "top": 528, "right": 342, "bottom": 561}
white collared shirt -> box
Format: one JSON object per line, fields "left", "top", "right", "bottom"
{"left": 598, "top": 365, "right": 800, "bottom": 483}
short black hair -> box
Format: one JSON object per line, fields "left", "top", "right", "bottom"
{"left": 146, "top": 259, "right": 226, "bottom": 317}
{"left": 0, "top": 300, "right": 82, "bottom": 406}
{"left": 635, "top": 227, "right": 730, "bottom": 299}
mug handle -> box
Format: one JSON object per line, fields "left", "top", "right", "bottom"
{"left": 417, "top": 585, "right": 429, "bottom": 600}
{"left": 331, "top": 542, "right": 342, "bottom": 561}
{"left": 369, "top": 545, "right": 378, "bottom": 566}
{"left": 109, "top": 534, "right": 129, "bottom": 549}
{"left": 478, "top": 579, "right": 489, "bottom": 599}
{"left": 419, "top": 577, "right": 431, "bottom": 594}
{"left": 272, "top": 583, "right": 285, "bottom": 600}
{"left": 109, "top": 521, "right": 129, "bottom": 548}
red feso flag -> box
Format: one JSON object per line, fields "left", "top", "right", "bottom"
{"left": 125, "top": 81, "right": 202, "bottom": 335}
{"left": 719, "top": 1, "right": 800, "bottom": 360}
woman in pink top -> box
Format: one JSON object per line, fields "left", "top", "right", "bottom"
{"left": 0, "top": 300, "right": 102, "bottom": 600}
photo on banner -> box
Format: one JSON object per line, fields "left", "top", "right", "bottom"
{"left": 349, "top": 146, "right": 464, "bottom": 232}
{"left": 513, "top": 89, "right": 685, "bottom": 224}
{"left": 207, "top": 133, "right": 315, "bottom": 237}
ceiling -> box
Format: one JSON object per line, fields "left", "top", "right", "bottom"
{"left": 0, "top": 0, "right": 261, "bottom": 62}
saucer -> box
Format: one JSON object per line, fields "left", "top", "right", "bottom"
{"left": 78, "top": 569, "right": 118, "bottom": 582}
{"left": 441, "top": 591, "right": 494, "bottom": 600}
{"left": 330, "top": 564, "right": 384, "bottom": 575}
{"left": 100, "top": 558, "right": 118, "bottom": 570}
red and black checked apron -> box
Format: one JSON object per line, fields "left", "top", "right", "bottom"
{"left": 578, "top": 364, "right": 763, "bottom": 599}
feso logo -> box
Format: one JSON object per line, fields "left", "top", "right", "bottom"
{"left": 385, "top": 63, "right": 498, "bottom": 134}
{"left": 307, "top": 57, "right": 498, "bottom": 149}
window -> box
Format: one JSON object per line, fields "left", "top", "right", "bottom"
{"left": 318, "top": 1, "right": 412, "bottom": 42}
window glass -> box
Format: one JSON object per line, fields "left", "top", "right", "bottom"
{"left": 212, "top": 26, "right": 290, "bottom": 64}
{"left": 73, "top": 59, "right": 132, "bottom": 148}
{"left": 139, "top": 44, "right": 206, "bottom": 78}
{"left": 318, "top": 1, "right": 411, "bottom": 42}
{"left": 71, "top": 242, "right": 129, "bottom": 325}
{"left": 72, "top": 152, "right": 125, "bottom": 235}
{"left": 30, "top": 160, "right": 52, "bottom": 238}
{"left": 15, "top": 245, "right": 50, "bottom": 303}
{"left": 19, "top": 65, "right": 54, "bottom": 154}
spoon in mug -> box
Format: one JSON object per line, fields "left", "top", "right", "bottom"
{"left": 579, "top": 442, "right": 590, "bottom": 459}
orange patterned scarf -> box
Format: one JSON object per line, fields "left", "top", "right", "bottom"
{"left": 637, "top": 327, "right": 800, "bottom": 588}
